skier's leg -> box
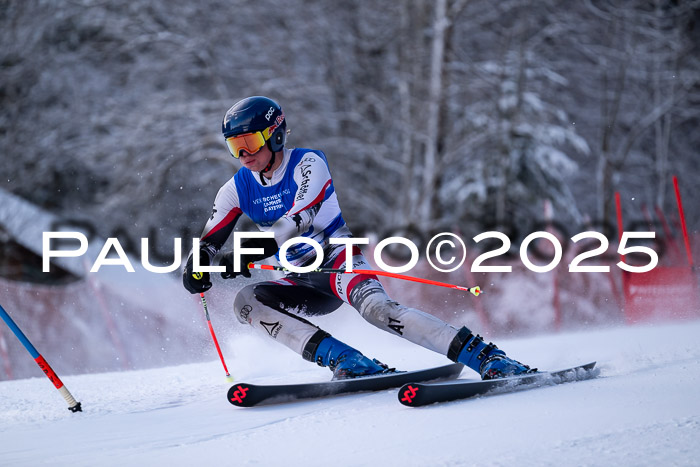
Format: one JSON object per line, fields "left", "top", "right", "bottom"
{"left": 232, "top": 280, "right": 325, "bottom": 356}
{"left": 328, "top": 251, "right": 534, "bottom": 379}
{"left": 233, "top": 280, "right": 393, "bottom": 379}
{"left": 348, "top": 278, "right": 457, "bottom": 353}
{"left": 350, "top": 279, "right": 534, "bottom": 378}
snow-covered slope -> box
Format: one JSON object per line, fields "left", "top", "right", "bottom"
{"left": 1, "top": 311, "right": 699, "bottom": 466}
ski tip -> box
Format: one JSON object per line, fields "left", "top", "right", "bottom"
{"left": 398, "top": 383, "right": 425, "bottom": 407}
{"left": 227, "top": 383, "right": 252, "bottom": 407}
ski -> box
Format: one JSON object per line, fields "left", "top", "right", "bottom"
{"left": 227, "top": 363, "right": 464, "bottom": 407}
{"left": 398, "top": 361, "right": 598, "bottom": 407}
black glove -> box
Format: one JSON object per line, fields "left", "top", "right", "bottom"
{"left": 220, "top": 237, "right": 279, "bottom": 279}
{"left": 183, "top": 248, "right": 213, "bottom": 294}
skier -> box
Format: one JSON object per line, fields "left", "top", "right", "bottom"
{"left": 183, "top": 96, "right": 535, "bottom": 380}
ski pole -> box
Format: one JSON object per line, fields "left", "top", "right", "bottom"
{"left": 0, "top": 303, "right": 82, "bottom": 412}
{"left": 248, "top": 263, "right": 482, "bottom": 296}
{"left": 199, "top": 293, "right": 234, "bottom": 382}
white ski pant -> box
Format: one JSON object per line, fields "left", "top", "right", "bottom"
{"left": 232, "top": 249, "right": 460, "bottom": 361}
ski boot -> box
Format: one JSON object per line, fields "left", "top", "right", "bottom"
{"left": 447, "top": 326, "right": 535, "bottom": 380}
{"left": 303, "top": 331, "right": 395, "bottom": 380}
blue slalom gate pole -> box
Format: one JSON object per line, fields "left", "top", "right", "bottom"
{"left": 0, "top": 303, "right": 82, "bottom": 412}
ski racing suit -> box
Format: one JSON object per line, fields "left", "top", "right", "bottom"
{"left": 196, "top": 147, "right": 465, "bottom": 366}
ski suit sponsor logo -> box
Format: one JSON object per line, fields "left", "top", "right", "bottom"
{"left": 335, "top": 272, "right": 344, "bottom": 298}
{"left": 335, "top": 259, "right": 367, "bottom": 299}
{"left": 252, "top": 189, "right": 291, "bottom": 214}
{"left": 240, "top": 305, "right": 252, "bottom": 323}
{"left": 295, "top": 157, "right": 316, "bottom": 202}
{"left": 260, "top": 320, "right": 283, "bottom": 338}
{"left": 388, "top": 317, "right": 404, "bottom": 335}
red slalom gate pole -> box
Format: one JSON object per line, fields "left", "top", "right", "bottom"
{"left": 248, "top": 263, "right": 482, "bottom": 296}
{"left": 0, "top": 303, "right": 81, "bottom": 412}
{"left": 672, "top": 176, "right": 694, "bottom": 268}
{"left": 199, "top": 293, "right": 233, "bottom": 383}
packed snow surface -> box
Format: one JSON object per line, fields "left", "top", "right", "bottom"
{"left": 1, "top": 311, "right": 699, "bottom": 466}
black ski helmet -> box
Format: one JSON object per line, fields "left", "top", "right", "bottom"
{"left": 222, "top": 96, "right": 287, "bottom": 157}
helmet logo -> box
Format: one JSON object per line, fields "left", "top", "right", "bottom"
{"left": 265, "top": 106, "right": 275, "bottom": 121}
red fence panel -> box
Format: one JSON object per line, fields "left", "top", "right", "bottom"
{"left": 623, "top": 267, "right": 700, "bottom": 323}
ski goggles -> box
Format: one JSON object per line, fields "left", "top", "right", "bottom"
{"left": 225, "top": 131, "right": 269, "bottom": 159}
